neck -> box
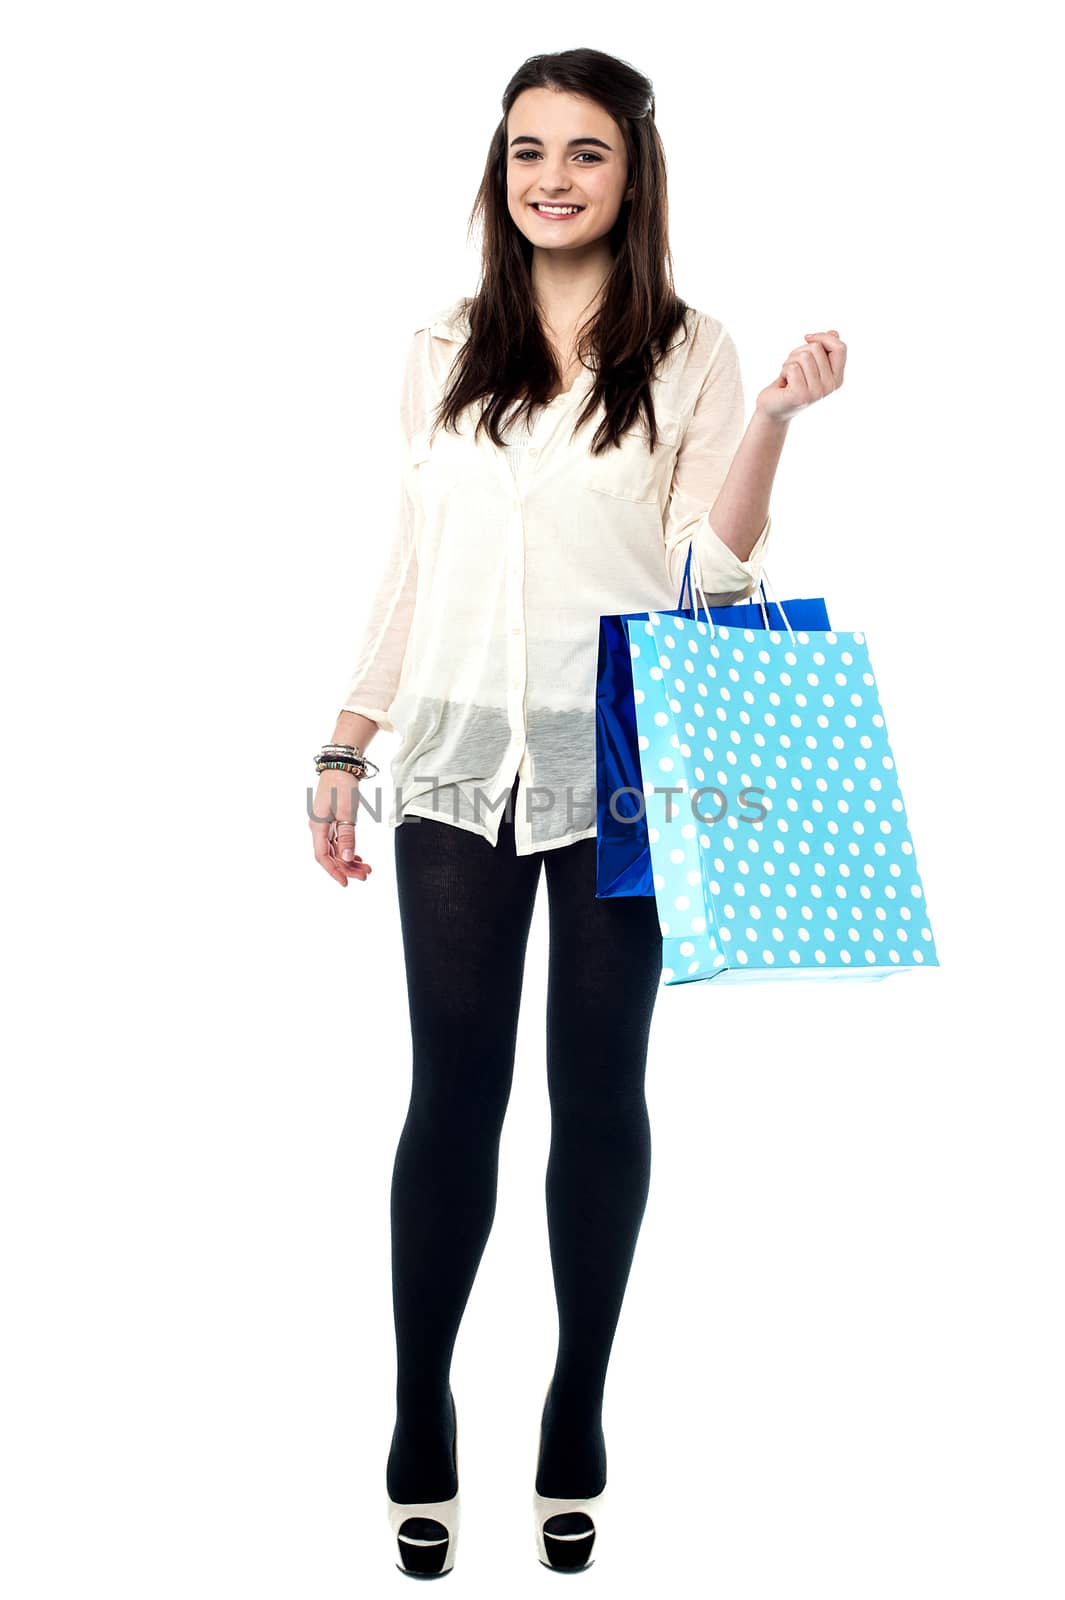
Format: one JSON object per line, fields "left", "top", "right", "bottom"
{"left": 530, "top": 244, "right": 613, "bottom": 340}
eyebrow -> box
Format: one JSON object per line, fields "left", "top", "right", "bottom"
{"left": 508, "top": 135, "right": 613, "bottom": 151}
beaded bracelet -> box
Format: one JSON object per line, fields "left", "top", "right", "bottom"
{"left": 314, "top": 742, "right": 380, "bottom": 780}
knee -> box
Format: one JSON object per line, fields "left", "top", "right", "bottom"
{"left": 548, "top": 1080, "right": 649, "bottom": 1134}
{"left": 407, "top": 1048, "right": 513, "bottom": 1139}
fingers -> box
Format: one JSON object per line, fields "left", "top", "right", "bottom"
{"left": 308, "top": 816, "right": 373, "bottom": 887}
{"left": 795, "top": 340, "right": 832, "bottom": 393}
{"left": 780, "top": 330, "right": 846, "bottom": 402}
{"left": 333, "top": 821, "right": 372, "bottom": 879}
{"left": 804, "top": 329, "right": 847, "bottom": 384}
{"left": 309, "top": 818, "right": 350, "bottom": 886}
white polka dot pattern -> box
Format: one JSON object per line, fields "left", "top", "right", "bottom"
{"left": 627, "top": 615, "right": 940, "bottom": 986}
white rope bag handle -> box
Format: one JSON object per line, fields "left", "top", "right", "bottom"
{"left": 688, "top": 550, "right": 798, "bottom": 648}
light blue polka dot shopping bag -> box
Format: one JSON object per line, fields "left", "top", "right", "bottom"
{"left": 596, "top": 546, "right": 940, "bottom": 986}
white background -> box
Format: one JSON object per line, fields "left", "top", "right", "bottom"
{"left": 3, "top": 3, "right": 1061, "bottom": 1596}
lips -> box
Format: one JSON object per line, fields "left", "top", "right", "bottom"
{"left": 529, "top": 203, "right": 585, "bottom": 215}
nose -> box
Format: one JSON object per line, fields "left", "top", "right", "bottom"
{"left": 537, "top": 157, "right": 573, "bottom": 195}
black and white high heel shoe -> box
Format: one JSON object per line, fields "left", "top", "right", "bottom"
{"left": 387, "top": 1390, "right": 460, "bottom": 1578}
{"left": 532, "top": 1385, "right": 606, "bottom": 1572}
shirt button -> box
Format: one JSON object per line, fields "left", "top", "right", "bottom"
{"left": 528, "top": 447, "right": 539, "bottom": 457}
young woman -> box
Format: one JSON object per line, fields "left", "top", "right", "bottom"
{"left": 309, "top": 47, "right": 845, "bottom": 1577}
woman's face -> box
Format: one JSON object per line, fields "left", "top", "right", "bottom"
{"left": 505, "top": 87, "right": 633, "bottom": 254}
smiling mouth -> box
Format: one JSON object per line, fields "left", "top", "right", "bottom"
{"left": 529, "top": 203, "right": 585, "bottom": 215}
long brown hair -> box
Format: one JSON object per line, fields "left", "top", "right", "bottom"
{"left": 432, "top": 48, "right": 692, "bottom": 457}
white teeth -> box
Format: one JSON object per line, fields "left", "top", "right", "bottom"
{"left": 534, "top": 204, "right": 581, "bottom": 215}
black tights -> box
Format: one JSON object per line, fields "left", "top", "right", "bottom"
{"left": 386, "top": 776, "right": 663, "bottom": 1503}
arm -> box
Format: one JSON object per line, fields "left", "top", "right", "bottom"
{"left": 332, "top": 469, "right": 418, "bottom": 738}
{"left": 330, "top": 333, "right": 423, "bottom": 743}
{"left": 663, "top": 323, "right": 787, "bottom": 605}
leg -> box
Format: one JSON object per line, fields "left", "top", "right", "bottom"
{"left": 536, "top": 838, "right": 663, "bottom": 1497}
{"left": 388, "top": 791, "right": 542, "bottom": 1502}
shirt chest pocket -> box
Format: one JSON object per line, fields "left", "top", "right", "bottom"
{"left": 581, "top": 414, "right": 681, "bottom": 505}
{"left": 406, "top": 422, "right": 494, "bottom": 488}
{"left": 404, "top": 423, "right": 500, "bottom": 541}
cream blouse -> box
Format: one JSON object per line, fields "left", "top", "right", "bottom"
{"left": 338, "top": 297, "right": 773, "bottom": 855}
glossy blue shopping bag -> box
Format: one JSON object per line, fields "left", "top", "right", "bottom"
{"left": 595, "top": 545, "right": 831, "bottom": 898}
{"left": 595, "top": 546, "right": 939, "bottom": 985}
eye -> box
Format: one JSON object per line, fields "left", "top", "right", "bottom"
{"left": 513, "top": 151, "right": 604, "bottom": 163}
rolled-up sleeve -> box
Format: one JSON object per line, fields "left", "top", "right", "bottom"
{"left": 662, "top": 322, "right": 772, "bottom": 606}
{"left": 336, "top": 335, "right": 422, "bottom": 732}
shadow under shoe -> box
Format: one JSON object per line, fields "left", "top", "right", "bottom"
{"left": 387, "top": 1389, "right": 460, "bottom": 1578}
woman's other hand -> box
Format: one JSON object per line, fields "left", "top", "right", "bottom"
{"left": 309, "top": 769, "right": 373, "bottom": 887}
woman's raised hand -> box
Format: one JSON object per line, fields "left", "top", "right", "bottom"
{"left": 757, "top": 329, "right": 847, "bottom": 424}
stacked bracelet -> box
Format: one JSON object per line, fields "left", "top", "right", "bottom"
{"left": 315, "top": 743, "right": 379, "bottom": 780}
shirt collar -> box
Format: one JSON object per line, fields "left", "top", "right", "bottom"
{"left": 428, "top": 299, "right": 472, "bottom": 342}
